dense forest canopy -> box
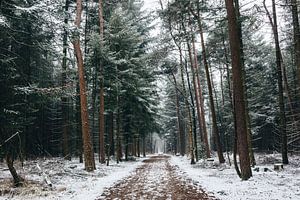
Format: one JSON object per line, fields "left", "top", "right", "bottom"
{"left": 1, "top": 0, "right": 300, "bottom": 186}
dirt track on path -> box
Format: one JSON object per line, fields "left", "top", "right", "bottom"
{"left": 98, "top": 155, "right": 216, "bottom": 200}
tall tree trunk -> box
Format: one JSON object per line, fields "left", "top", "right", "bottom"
{"left": 222, "top": 33, "right": 234, "bottom": 167}
{"left": 291, "top": 0, "right": 300, "bottom": 94}
{"left": 171, "top": 73, "right": 182, "bottom": 155}
{"left": 191, "top": 36, "right": 206, "bottom": 158}
{"left": 225, "top": 0, "right": 252, "bottom": 180}
{"left": 109, "top": 112, "right": 114, "bottom": 156}
{"left": 87, "top": 0, "right": 98, "bottom": 151}
{"left": 180, "top": 16, "right": 198, "bottom": 163}
{"left": 73, "top": 0, "right": 95, "bottom": 171}
{"left": 76, "top": 83, "right": 83, "bottom": 163}
{"left": 185, "top": 38, "right": 199, "bottom": 162}
{"left": 137, "top": 135, "right": 140, "bottom": 157}
{"left": 178, "top": 46, "right": 188, "bottom": 156}
{"left": 169, "top": 28, "right": 187, "bottom": 156}
{"left": 84, "top": 0, "right": 89, "bottom": 58}
{"left": 142, "top": 133, "right": 146, "bottom": 157}
{"left": 183, "top": 47, "right": 196, "bottom": 164}
{"left": 195, "top": 11, "right": 225, "bottom": 163}
{"left": 192, "top": 39, "right": 210, "bottom": 158}
{"left": 272, "top": 0, "right": 289, "bottom": 164}
{"left": 196, "top": 73, "right": 211, "bottom": 158}
{"left": 98, "top": 0, "right": 105, "bottom": 164}
{"left": 263, "top": 0, "right": 288, "bottom": 164}
{"left": 234, "top": 0, "right": 255, "bottom": 166}
{"left": 62, "top": 0, "right": 71, "bottom": 161}
{"left": 6, "top": 153, "right": 24, "bottom": 187}
{"left": 116, "top": 79, "right": 122, "bottom": 163}
{"left": 116, "top": 107, "right": 121, "bottom": 163}
{"left": 125, "top": 136, "right": 129, "bottom": 161}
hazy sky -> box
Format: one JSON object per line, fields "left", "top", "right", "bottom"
{"left": 143, "top": 0, "right": 160, "bottom": 11}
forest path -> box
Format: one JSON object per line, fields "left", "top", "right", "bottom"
{"left": 97, "top": 155, "right": 215, "bottom": 200}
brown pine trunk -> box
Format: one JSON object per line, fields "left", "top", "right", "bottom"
{"left": 192, "top": 39, "right": 210, "bottom": 158}
{"left": 191, "top": 36, "right": 205, "bottom": 145}
{"left": 263, "top": 0, "right": 288, "bottom": 164}
{"left": 186, "top": 39, "right": 200, "bottom": 162}
{"left": 197, "top": 13, "right": 225, "bottom": 163}
{"left": 98, "top": 0, "right": 105, "bottom": 164}
{"left": 225, "top": 0, "right": 252, "bottom": 180}
{"left": 234, "top": 0, "right": 255, "bottom": 166}
{"left": 73, "top": 0, "right": 95, "bottom": 171}
{"left": 62, "top": 0, "right": 70, "bottom": 161}
{"left": 183, "top": 47, "right": 196, "bottom": 164}
{"left": 196, "top": 71, "right": 211, "bottom": 158}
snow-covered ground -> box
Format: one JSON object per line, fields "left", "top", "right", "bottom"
{"left": 1, "top": 153, "right": 300, "bottom": 200}
{"left": 0, "top": 156, "right": 145, "bottom": 200}
{"left": 171, "top": 153, "right": 300, "bottom": 200}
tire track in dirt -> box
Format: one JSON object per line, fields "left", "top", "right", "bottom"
{"left": 97, "top": 155, "right": 216, "bottom": 200}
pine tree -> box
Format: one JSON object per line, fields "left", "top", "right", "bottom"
{"left": 263, "top": 0, "right": 288, "bottom": 164}
{"left": 73, "top": 0, "right": 95, "bottom": 171}
{"left": 98, "top": 0, "right": 106, "bottom": 164}
{"left": 225, "top": 0, "right": 252, "bottom": 180}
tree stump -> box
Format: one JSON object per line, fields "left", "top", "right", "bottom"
{"left": 274, "top": 163, "right": 283, "bottom": 171}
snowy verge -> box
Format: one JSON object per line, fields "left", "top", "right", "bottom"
{"left": 170, "top": 154, "right": 300, "bottom": 200}
{"left": 0, "top": 156, "right": 145, "bottom": 200}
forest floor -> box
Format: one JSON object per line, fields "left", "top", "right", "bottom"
{"left": 98, "top": 155, "right": 215, "bottom": 200}
{"left": 0, "top": 156, "right": 145, "bottom": 200}
{"left": 172, "top": 153, "right": 300, "bottom": 200}
{"left": 0, "top": 153, "right": 300, "bottom": 199}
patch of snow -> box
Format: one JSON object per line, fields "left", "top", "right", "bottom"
{"left": 0, "top": 156, "right": 145, "bottom": 200}
{"left": 171, "top": 153, "right": 300, "bottom": 200}
{"left": 0, "top": 16, "right": 8, "bottom": 27}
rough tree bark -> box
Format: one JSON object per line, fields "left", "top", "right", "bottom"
{"left": 73, "top": 0, "right": 95, "bottom": 171}
{"left": 234, "top": 0, "right": 255, "bottom": 166}
{"left": 98, "top": 0, "right": 105, "bottom": 164}
{"left": 225, "top": 0, "right": 252, "bottom": 180}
